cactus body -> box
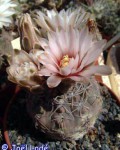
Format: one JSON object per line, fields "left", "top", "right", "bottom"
{"left": 27, "top": 78, "right": 102, "bottom": 140}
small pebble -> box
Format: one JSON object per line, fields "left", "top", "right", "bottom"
{"left": 101, "top": 144, "right": 110, "bottom": 150}
{"left": 117, "top": 133, "right": 120, "bottom": 138}
{"left": 98, "top": 114, "right": 105, "bottom": 121}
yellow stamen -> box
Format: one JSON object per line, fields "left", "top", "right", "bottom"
{"left": 60, "top": 55, "right": 70, "bottom": 68}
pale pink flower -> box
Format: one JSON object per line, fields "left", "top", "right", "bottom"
{"left": 38, "top": 28, "right": 112, "bottom": 88}
{"left": 36, "top": 8, "right": 90, "bottom": 32}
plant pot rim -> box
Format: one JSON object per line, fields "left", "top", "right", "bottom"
{"left": 3, "top": 82, "right": 120, "bottom": 150}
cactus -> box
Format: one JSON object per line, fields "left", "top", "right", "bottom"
{"left": 7, "top": 9, "right": 111, "bottom": 140}
{"left": 81, "top": 0, "right": 120, "bottom": 37}
{"left": 27, "top": 78, "right": 103, "bottom": 140}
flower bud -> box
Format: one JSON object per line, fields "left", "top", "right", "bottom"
{"left": 7, "top": 50, "right": 42, "bottom": 91}
{"left": 18, "top": 14, "right": 41, "bottom": 52}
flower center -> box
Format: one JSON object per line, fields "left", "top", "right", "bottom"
{"left": 60, "top": 55, "right": 70, "bottom": 68}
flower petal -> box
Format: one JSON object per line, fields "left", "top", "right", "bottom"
{"left": 79, "top": 27, "right": 88, "bottom": 57}
{"left": 39, "top": 52, "right": 59, "bottom": 69}
{"left": 48, "top": 32, "right": 62, "bottom": 60}
{"left": 60, "top": 66, "right": 71, "bottom": 76}
{"left": 44, "top": 64, "right": 58, "bottom": 73}
{"left": 73, "top": 54, "right": 79, "bottom": 69}
{"left": 38, "top": 68, "right": 53, "bottom": 76}
{"left": 69, "top": 76, "right": 83, "bottom": 81}
{"left": 39, "top": 38, "right": 48, "bottom": 49}
{"left": 57, "top": 29, "right": 66, "bottom": 55}
{"left": 81, "top": 40, "right": 106, "bottom": 67}
{"left": 47, "top": 75, "right": 62, "bottom": 88}
{"left": 36, "top": 11, "right": 50, "bottom": 31}
{"left": 80, "top": 65, "right": 112, "bottom": 77}
{"left": 71, "top": 29, "right": 80, "bottom": 56}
